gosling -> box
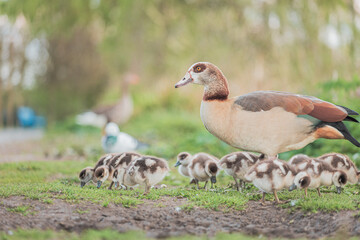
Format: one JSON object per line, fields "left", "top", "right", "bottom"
{"left": 95, "top": 152, "right": 141, "bottom": 189}
{"left": 116, "top": 155, "right": 169, "bottom": 194}
{"left": 289, "top": 155, "right": 347, "bottom": 196}
{"left": 78, "top": 153, "right": 115, "bottom": 187}
{"left": 318, "top": 153, "right": 360, "bottom": 184}
{"left": 188, "top": 153, "right": 219, "bottom": 190}
{"left": 219, "top": 152, "right": 264, "bottom": 191}
{"left": 245, "top": 159, "right": 308, "bottom": 204}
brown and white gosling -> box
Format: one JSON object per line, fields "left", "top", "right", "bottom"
{"left": 288, "top": 154, "right": 347, "bottom": 196}
{"left": 95, "top": 152, "right": 141, "bottom": 189}
{"left": 188, "top": 153, "right": 220, "bottom": 189}
{"left": 318, "top": 153, "right": 360, "bottom": 184}
{"left": 114, "top": 155, "right": 169, "bottom": 194}
{"left": 174, "top": 152, "right": 198, "bottom": 184}
{"left": 219, "top": 152, "right": 264, "bottom": 191}
{"left": 245, "top": 159, "right": 310, "bottom": 204}
{"left": 78, "top": 153, "right": 115, "bottom": 187}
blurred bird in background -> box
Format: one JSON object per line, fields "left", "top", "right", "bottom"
{"left": 76, "top": 73, "right": 139, "bottom": 127}
{"left": 102, "top": 122, "right": 148, "bottom": 153}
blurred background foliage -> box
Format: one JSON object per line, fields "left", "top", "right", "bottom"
{"left": 1, "top": 0, "right": 360, "bottom": 163}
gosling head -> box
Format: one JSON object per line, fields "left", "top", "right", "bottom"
{"left": 289, "top": 171, "right": 311, "bottom": 191}
{"left": 332, "top": 170, "right": 347, "bottom": 194}
{"left": 174, "top": 152, "right": 192, "bottom": 167}
{"left": 206, "top": 162, "right": 219, "bottom": 184}
{"left": 79, "top": 167, "right": 95, "bottom": 188}
{"left": 94, "top": 166, "right": 110, "bottom": 188}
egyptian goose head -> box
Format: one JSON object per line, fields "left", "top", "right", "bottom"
{"left": 175, "top": 62, "right": 229, "bottom": 101}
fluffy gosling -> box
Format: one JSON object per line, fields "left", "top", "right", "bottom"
{"left": 95, "top": 152, "right": 141, "bottom": 189}
{"left": 245, "top": 160, "right": 309, "bottom": 204}
{"left": 188, "top": 153, "right": 219, "bottom": 189}
{"left": 118, "top": 155, "right": 169, "bottom": 194}
{"left": 318, "top": 153, "right": 360, "bottom": 184}
{"left": 78, "top": 153, "right": 115, "bottom": 187}
{"left": 289, "top": 154, "right": 347, "bottom": 196}
{"left": 219, "top": 152, "right": 264, "bottom": 191}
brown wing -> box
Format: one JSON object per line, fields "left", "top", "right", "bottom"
{"left": 234, "top": 91, "right": 347, "bottom": 122}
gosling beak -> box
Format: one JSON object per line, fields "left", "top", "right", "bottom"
{"left": 114, "top": 182, "right": 119, "bottom": 188}
{"left": 80, "top": 182, "right": 86, "bottom": 188}
{"left": 289, "top": 183, "right": 297, "bottom": 191}
{"left": 97, "top": 181, "right": 102, "bottom": 189}
{"left": 175, "top": 72, "right": 193, "bottom": 88}
{"left": 174, "top": 161, "right": 181, "bottom": 167}
{"left": 210, "top": 176, "right": 217, "bottom": 184}
{"left": 336, "top": 186, "right": 342, "bottom": 194}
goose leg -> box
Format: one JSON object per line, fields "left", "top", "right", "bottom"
{"left": 273, "top": 190, "right": 280, "bottom": 204}
{"left": 204, "top": 181, "right": 208, "bottom": 190}
{"left": 195, "top": 179, "right": 200, "bottom": 190}
{"left": 233, "top": 176, "right": 239, "bottom": 191}
{"left": 261, "top": 192, "right": 266, "bottom": 205}
{"left": 144, "top": 180, "right": 150, "bottom": 195}
{"left": 317, "top": 188, "right": 322, "bottom": 197}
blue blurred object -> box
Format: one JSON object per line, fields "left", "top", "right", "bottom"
{"left": 17, "top": 106, "right": 46, "bottom": 128}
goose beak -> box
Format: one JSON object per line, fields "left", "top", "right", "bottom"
{"left": 336, "top": 186, "right": 342, "bottom": 194}
{"left": 174, "top": 161, "right": 181, "bottom": 167}
{"left": 210, "top": 176, "right": 217, "bottom": 183}
{"left": 80, "top": 182, "right": 86, "bottom": 188}
{"left": 289, "top": 183, "right": 297, "bottom": 191}
{"left": 97, "top": 181, "right": 102, "bottom": 189}
{"left": 175, "top": 72, "right": 193, "bottom": 88}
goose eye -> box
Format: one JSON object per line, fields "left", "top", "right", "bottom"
{"left": 196, "top": 66, "right": 201, "bottom": 71}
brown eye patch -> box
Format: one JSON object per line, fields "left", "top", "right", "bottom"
{"left": 193, "top": 64, "right": 206, "bottom": 73}
{"left": 180, "top": 154, "right": 187, "bottom": 160}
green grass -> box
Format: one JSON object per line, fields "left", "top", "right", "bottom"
{"left": 0, "top": 159, "right": 359, "bottom": 212}
{"left": 6, "top": 205, "right": 32, "bottom": 216}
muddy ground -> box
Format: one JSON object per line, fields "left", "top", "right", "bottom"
{"left": 1, "top": 196, "right": 360, "bottom": 239}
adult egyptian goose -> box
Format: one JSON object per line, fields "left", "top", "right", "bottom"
{"left": 175, "top": 62, "right": 360, "bottom": 159}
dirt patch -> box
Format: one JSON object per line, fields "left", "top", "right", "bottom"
{"left": 0, "top": 196, "right": 359, "bottom": 238}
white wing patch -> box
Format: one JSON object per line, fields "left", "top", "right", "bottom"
{"left": 312, "top": 160, "right": 320, "bottom": 175}
{"left": 103, "top": 154, "right": 114, "bottom": 165}
{"left": 227, "top": 155, "right": 237, "bottom": 162}
{"left": 115, "top": 153, "right": 125, "bottom": 166}
{"left": 337, "top": 154, "right": 349, "bottom": 167}
{"left": 145, "top": 159, "right": 156, "bottom": 167}
{"left": 242, "top": 152, "right": 254, "bottom": 163}
{"left": 257, "top": 163, "right": 268, "bottom": 172}
{"left": 274, "top": 160, "right": 286, "bottom": 175}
